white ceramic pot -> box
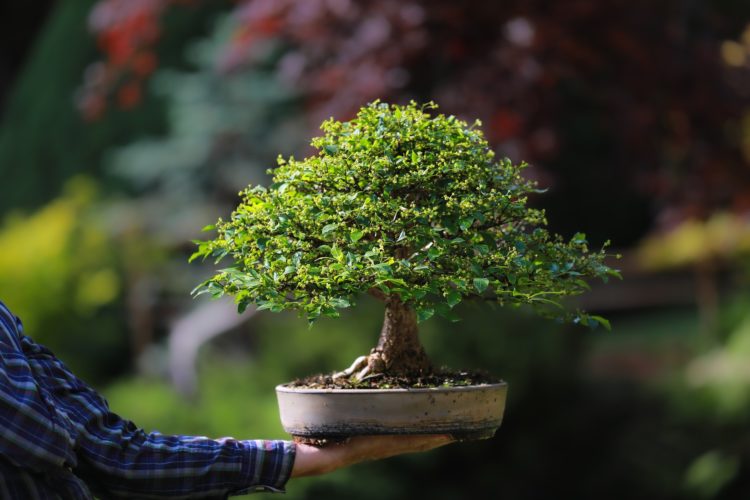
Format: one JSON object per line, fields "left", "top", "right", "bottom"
{"left": 276, "top": 382, "right": 507, "bottom": 441}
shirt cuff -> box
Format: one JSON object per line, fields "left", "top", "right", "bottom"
{"left": 234, "top": 440, "right": 296, "bottom": 495}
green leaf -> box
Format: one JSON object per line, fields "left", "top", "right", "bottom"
{"left": 330, "top": 297, "right": 351, "bottom": 308}
{"left": 459, "top": 217, "right": 474, "bottom": 231}
{"left": 201, "top": 224, "right": 215, "bottom": 232}
{"left": 322, "top": 223, "right": 338, "bottom": 236}
{"left": 321, "top": 305, "right": 340, "bottom": 318}
{"left": 572, "top": 232, "right": 587, "bottom": 244}
{"left": 212, "top": 248, "right": 229, "bottom": 264}
{"left": 435, "top": 303, "right": 461, "bottom": 322}
{"left": 473, "top": 278, "right": 489, "bottom": 293}
{"left": 373, "top": 263, "right": 393, "bottom": 275}
{"left": 331, "top": 247, "right": 344, "bottom": 261}
{"left": 474, "top": 244, "right": 489, "bottom": 255}
{"left": 589, "top": 315, "right": 611, "bottom": 331}
{"left": 417, "top": 308, "right": 435, "bottom": 322}
{"left": 323, "top": 144, "right": 339, "bottom": 155}
{"left": 188, "top": 250, "right": 203, "bottom": 264}
{"left": 574, "top": 279, "right": 592, "bottom": 291}
{"left": 350, "top": 229, "right": 365, "bottom": 242}
{"left": 446, "top": 290, "right": 461, "bottom": 308}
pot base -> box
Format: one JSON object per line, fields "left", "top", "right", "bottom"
{"left": 276, "top": 382, "right": 507, "bottom": 441}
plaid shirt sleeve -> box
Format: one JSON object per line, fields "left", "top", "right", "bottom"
{"left": 0, "top": 301, "right": 296, "bottom": 498}
{"left": 0, "top": 303, "right": 77, "bottom": 473}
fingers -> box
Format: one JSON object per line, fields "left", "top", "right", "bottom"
{"left": 345, "top": 433, "right": 454, "bottom": 461}
{"left": 291, "top": 433, "right": 455, "bottom": 478}
{"left": 378, "top": 434, "right": 454, "bottom": 453}
{"left": 409, "top": 433, "right": 455, "bottom": 451}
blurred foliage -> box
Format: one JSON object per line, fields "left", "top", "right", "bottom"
{"left": 0, "top": 177, "right": 128, "bottom": 381}
{"left": 684, "top": 450, "right": 740, "bottom": 499}
{"left": 0, "top": 177, "right": 118, "bottom": 325}
{"left": 105, "top": 13, "right": 304, "bottom": 246}
{"left": 0, "top": 2, "right": 302, "bottom": 379}
{"left": 684, "top": 310, "right": 750, "bottom": 418}
{"left": 0, "top": 0, "right": 228, "bottom": 217}
{"left": 639, "top": 213, "right": 750, "bottom": 270}
{"left": 85, "top": 1, "right": 750, "bottom": 246}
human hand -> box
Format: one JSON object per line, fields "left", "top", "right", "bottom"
{"left": 291, "top": 434, "right": 454, "bottom": 478}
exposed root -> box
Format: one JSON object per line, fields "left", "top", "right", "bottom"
{"left": 332, "top": 344, "right": 428, "bottom": 382}
{"left": 348, "top": 348, "right": 388, "bottom": 381}
{"left": 333, "top": 300, "right": 432, "bottom": 382}
{"left": 333, "top": 350, "right": 386, "bottom": 382}
{"left": 358, "top": 372, "right": 384, "bottom": 383}
{"left": 332, "top": 355, "right": 368, "bottom": 380}
{"left": 355, "top": 364, "right": 371, "bottom": 381}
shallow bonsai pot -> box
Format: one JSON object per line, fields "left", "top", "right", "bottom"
{"left": 276, "top": 382, "right": 507, "bottom": 441}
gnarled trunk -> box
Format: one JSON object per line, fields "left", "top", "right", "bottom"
{"left": 365, "top": 298, "right": 432, "bottom": 377}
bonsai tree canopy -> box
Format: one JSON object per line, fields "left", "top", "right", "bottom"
{"left": 192, "top": 101, "right": 619, "bottom": 379}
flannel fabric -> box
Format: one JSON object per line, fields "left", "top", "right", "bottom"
{"left": 0, "top": 300, "right": 295, "bottom": 499}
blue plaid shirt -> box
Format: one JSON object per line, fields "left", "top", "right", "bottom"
{"left": 0, "top": 301, "right": 295, "bottom": 499}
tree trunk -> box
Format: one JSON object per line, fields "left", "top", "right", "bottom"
{"left": 365, "top": 298, "right": 432, "bottom": 377}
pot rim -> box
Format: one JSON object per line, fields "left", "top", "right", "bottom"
{"left": 275, "top": 381, "right": 507, "bottom": 394}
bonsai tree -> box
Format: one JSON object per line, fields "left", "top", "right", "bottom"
{"left": 192, "top": 101, "right": 619, "bottom": 381}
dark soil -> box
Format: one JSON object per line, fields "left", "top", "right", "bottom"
{"left": 286, "top": 368, "right": 501, "bottom": 390}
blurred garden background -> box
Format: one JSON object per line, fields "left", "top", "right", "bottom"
{"left": 2, "top": 0, "right": 750, "bottom": 498}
